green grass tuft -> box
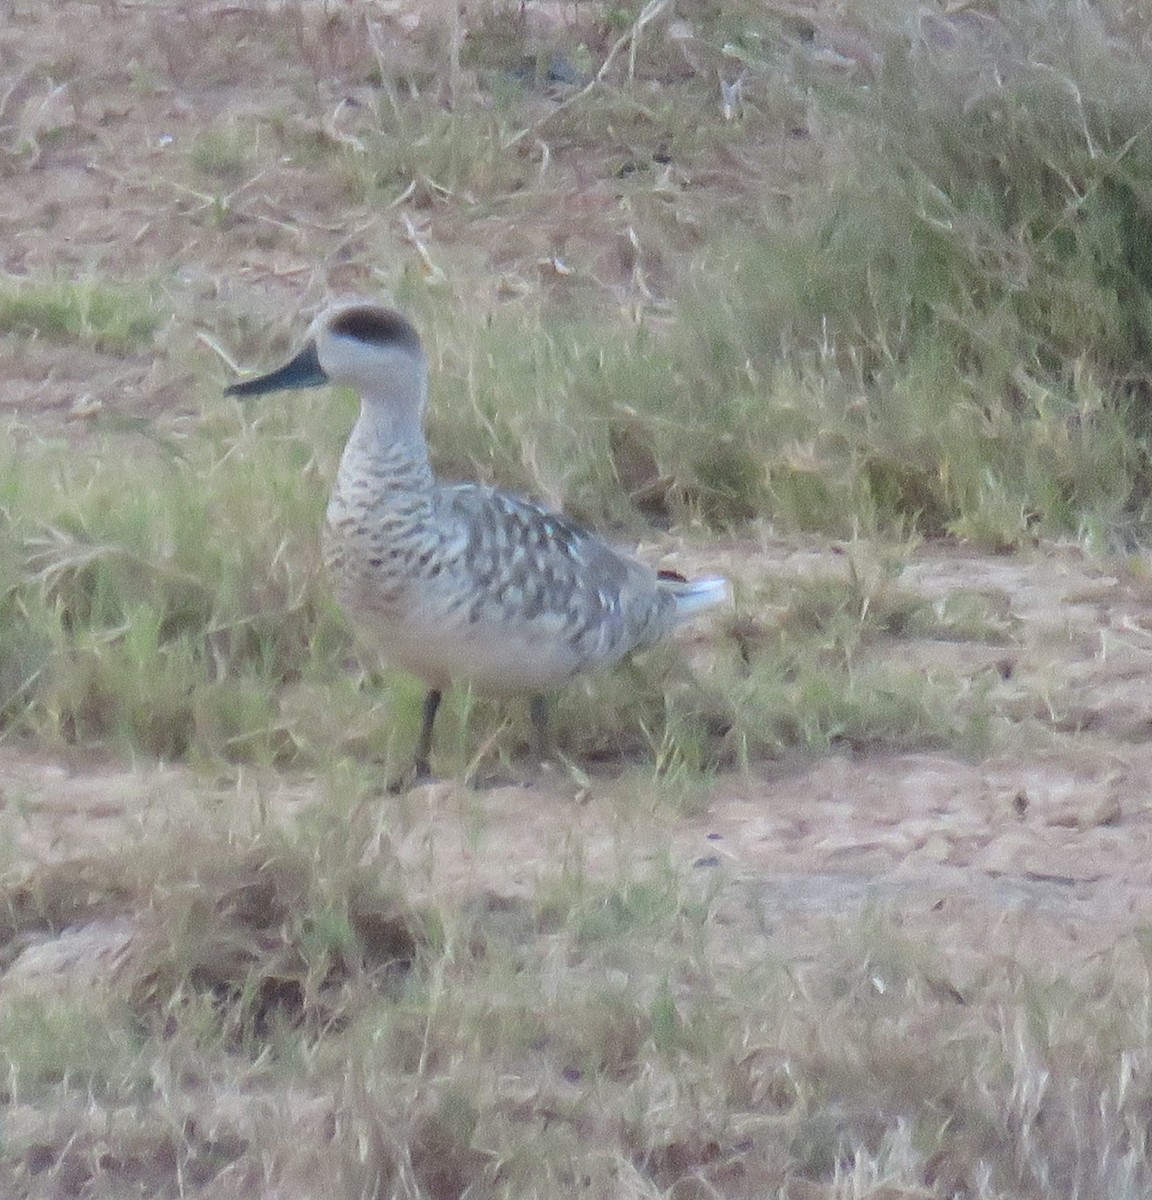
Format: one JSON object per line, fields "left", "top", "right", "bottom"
{"left": 0, "top": 277, "right": 161, "bottom": 354}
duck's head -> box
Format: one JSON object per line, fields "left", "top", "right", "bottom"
{"left": 225, "top": 302, "right": 427, "bottom": 410}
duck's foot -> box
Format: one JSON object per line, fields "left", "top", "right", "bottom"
{"left": 386, "top": 757, "right": 434, "bottom": 794}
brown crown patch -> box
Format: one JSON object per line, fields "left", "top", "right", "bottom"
{"left": 329, "top": 306, "right": 421, "bottom": 350}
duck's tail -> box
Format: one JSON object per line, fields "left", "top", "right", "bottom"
{"left": 660, "top": 573, "right": 731, "bottom": 620}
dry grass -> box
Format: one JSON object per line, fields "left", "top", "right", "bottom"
{"left": 3, "top": 795, "right": 1152, "bottom": 1199}
{"left": 3, "top": 0, "right": 1152, "bottom": 1195}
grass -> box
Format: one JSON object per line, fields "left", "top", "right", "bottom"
{"left": 1, "top": 0, "right": 1152, "bottom": 1195}
{"left": 0, "top": 278, "right": 161, "bottom": 354}
{"left": 0, "top": 410, "right": 343, "bottom": 763}
{"left": 189, "top": 124, "right": 258, "bottom": 184}
{"left": 0, "top": 321, "right": 1018, "bottom": 773}
{"left": 3, "top": 806, "right": 1152, "bottom": 1198}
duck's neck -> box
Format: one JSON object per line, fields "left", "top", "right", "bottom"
{"left": 332, "top": 395, "right": 435, "bottom": 517}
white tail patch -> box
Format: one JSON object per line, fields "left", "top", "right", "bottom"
{"left": 667, "top": 576, "right": 730, "bottom": 618}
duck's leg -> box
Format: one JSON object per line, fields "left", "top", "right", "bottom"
{"left": 529, "top": 693, "right": 551, "bottom": 763}
{"left": 412, "top": 688, "right": 443, "bottom": 779}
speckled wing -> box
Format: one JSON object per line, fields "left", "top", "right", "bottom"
{"left": 439, "top": 483, "right": 677, "bottom": 665}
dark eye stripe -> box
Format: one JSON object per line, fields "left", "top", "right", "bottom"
{"left": 329, "top": 306, "right": 421, "bottom": 350}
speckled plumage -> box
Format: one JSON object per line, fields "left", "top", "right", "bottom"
{"left": 227, "top": 301, "right": 729, "bottom": 776}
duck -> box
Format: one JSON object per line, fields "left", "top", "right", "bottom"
{"left": 226, "top": 301, "right": 729, "bottom": 780}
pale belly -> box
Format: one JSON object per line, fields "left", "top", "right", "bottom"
{"left": 345, "top": 605, "right": 587, "bottom": 692}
